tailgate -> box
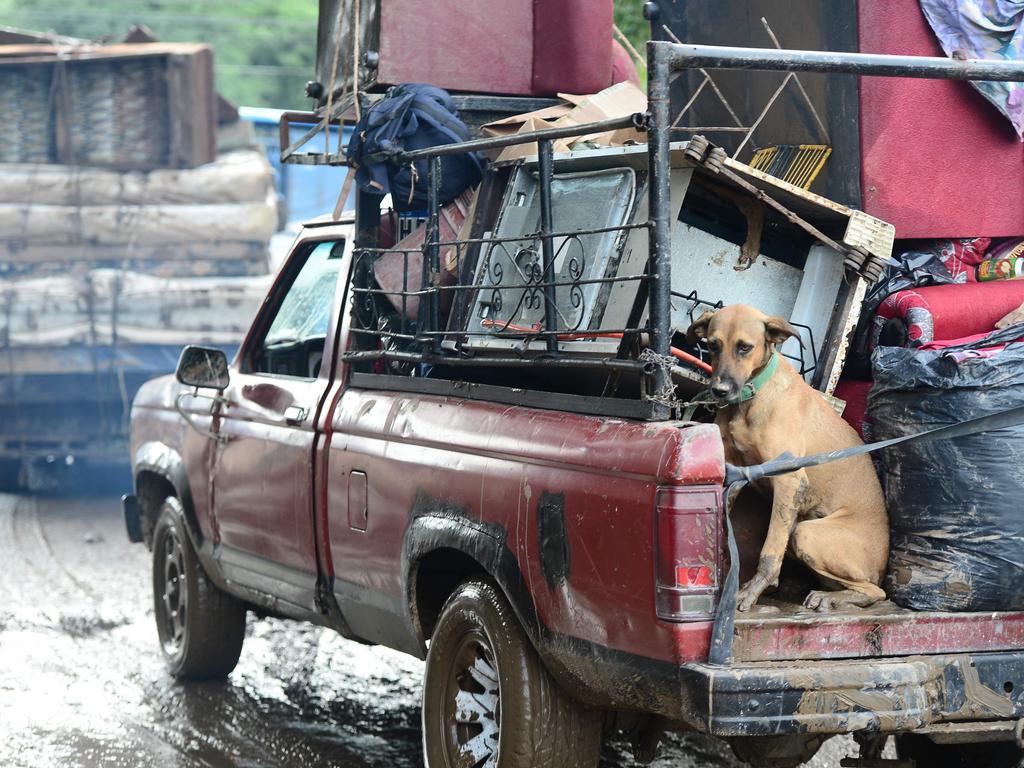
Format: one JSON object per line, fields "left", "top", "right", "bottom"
{"left": 732, "top": 599, "right": 1024, "bottom": 662}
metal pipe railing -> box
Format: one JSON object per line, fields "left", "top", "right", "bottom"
{"left": 536, "top": 139, "right": 559, "bottom": 353}
{"left": 425, "top": 156, "right": 443, "bottom": 354}
{"left": 662, "top": 41, "right": 1024, "bottom": 82}
{"left": 397, "top": 113, "right": 645, "bottom": 162}
{"left": 646, "top": 41, "right": 674, "bottom": 407}
{"left": 344, "top": 39, "right": 1024, "bottom": 413}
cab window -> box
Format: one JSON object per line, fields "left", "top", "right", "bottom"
{"left": 247, "top": 240, "right": 345, "bottom": 378}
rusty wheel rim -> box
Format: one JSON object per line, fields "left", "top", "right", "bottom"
{"left": 440, "top": 628, "right": 500, "bottom": 768}
{"left": 156, "top": 524, "right": 187, "bottom": 657}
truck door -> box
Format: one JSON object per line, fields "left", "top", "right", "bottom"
{"left": 210, "top": 237, "right": 346, "bottom": 609}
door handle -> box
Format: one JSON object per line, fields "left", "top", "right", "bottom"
{"left": 284, "top": 405, "right": 308, "bottom": 425}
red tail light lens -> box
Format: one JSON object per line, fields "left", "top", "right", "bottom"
{"left": 655, "top": 486, "right": 722, "bottom": 621}
{"left": 676, "top": 565, "right": 713, "bottom": 587}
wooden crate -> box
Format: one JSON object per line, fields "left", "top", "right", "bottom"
{"left": 0, "top": 43, "right": 216, "bottom": 170}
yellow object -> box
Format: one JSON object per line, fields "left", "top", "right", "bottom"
{"left": 750, "top": 144, "right": 832, "bottom": 190}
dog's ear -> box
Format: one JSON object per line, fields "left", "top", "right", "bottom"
{"left": 764, "top": 316, "right": 802, "bottom": 347}
{"left": 685, "top": 310, "right": 716, "bottom": 345}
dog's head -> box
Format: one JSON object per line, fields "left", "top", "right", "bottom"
{"left": 685, "top": 304, "right": 799, "bottom": 402}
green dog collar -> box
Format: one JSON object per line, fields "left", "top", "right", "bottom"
{"left": 732, "top": 349, "right": 780, "bottom": 405}
{"left": 682, "top": 351, "right": 780, "bottom": 420}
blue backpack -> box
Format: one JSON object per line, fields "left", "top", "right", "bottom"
{"left": 347, "top": 84, "right": 484, "bottom": 212}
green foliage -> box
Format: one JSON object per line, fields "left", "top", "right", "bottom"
{"left": 3, "top": 0, "right": 318, "bottom": 110}
{"left": 3, "top": 1, "right": 652, "bottom": 109}
{"left": 614, "top": 0, "right": 649, "bottom": 65}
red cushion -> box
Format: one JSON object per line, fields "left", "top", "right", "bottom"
{"left": 834, "top": 379, "right": 873, "bottom": 442}
{"left": 858, "top": 0, "right": 1024, "bottom": 238}
{"left": 871, "top": 281, "right": 1024, "bottom": 350}
{"left": 532, "top": 0, "right": 613, "bottom": 96}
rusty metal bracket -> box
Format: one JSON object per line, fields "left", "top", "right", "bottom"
{"left": 715, "top": 164, "right": 849, "bottom": 258}
{"left": 839, "top": 759, "right": 914, "bottom": 768}
{"left": 174, "top": 390, "right": 228, "bottom": 446}
{"left": 279, "top": 109, "right": 348, "bottom": 165}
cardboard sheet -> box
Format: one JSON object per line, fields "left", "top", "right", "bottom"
{"left": 480, "top": 81, "right": 647, "bottom": 163}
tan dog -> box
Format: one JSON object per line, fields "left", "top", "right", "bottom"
{"left": 686, "top": 304, "right": 889, "bottom": 612}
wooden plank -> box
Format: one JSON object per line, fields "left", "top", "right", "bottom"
{"left": 0, "top": 150, "right": 273, "bottom": 205}
{"left": 0, "top": 42, "right": 212, "bottom": 63}
{"left": 166, "top": 47, "right": 216, "bottom": 169}
{"left": 0, "top": 240, "right": 267, "bottom": 266}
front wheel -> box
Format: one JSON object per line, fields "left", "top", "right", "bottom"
{"left": 422, "top": 579, "right": 603, "bottom": 768}
{"left": 152, "top": 498, "right": 246, "bottom": 679}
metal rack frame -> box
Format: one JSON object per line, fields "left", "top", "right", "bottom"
{"left": 283, "top": 41, "right": 1024, "bottom": 420}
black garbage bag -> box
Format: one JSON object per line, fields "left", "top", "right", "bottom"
{"left": 346, "top": 83, "right": 484, "bottom": 213}
{"left": 869, "top": 325, "right": 1024, "bottom": 611}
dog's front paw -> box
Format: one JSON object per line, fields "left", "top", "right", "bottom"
{"left": 803, "top": 590, "right": 832, "bottom": 611}
{"left": 804, "top": 589, "right": 877, "bottom": 612}
{"left": 736, "top": 576, "right": 768, "bottom": 612}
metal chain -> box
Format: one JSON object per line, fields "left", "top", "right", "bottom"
{"left": 639, "top": 348, "right": 683, "bottom": 408}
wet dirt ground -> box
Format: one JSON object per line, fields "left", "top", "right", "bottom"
{"left": 0, "top": 493, "right": 879, "bottom": 768}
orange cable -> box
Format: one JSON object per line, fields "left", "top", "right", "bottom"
{"left": 479, "top": 320, "right": 712, "bottom": 374}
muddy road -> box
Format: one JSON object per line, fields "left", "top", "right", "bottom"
{"left": 0, "top": 493, "right": 873, "bottom": 768}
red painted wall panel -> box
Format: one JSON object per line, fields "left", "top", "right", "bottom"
{"left": 858, "top": 0, "right": 1024, "bottom": 238}
{"left": 379, "top": 0, "right": 535, "bottom": 94}
{"left": 377, "top": 0, "right": 612, "bottom": 96}
{"left": 532, "top": 0, "right": 614, "bottom": 95}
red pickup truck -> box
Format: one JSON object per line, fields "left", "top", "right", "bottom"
{"left": 124, "top": 213, "right": 1024, "bottom": 768}
{"left": 125, "top": 52, "right": 1024, "bottom": 762}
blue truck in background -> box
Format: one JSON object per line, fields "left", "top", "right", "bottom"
{"left": 239, "top": 106, "right": 354, "bottom": 227}
{"left": 0, "top": 109, "right": 351, "bottom": 493}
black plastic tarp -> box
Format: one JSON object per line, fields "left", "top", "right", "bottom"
{"left": 869, "top": 326, "right": 1024, "bottom": 611}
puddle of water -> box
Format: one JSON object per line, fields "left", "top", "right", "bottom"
{"left": 0, "top": 494, "right": 873, "bottom": 768}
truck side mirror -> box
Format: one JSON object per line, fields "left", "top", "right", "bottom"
{"left": 176, "top": 345, "right": 230, "bottom": 390}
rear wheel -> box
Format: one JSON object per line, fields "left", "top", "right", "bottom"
{"left": 729, "top": 734, "right": 827, "bottom": 767}
{"left": 422, "top": 579, "right": 603, "bottom": 768}
{"left": 152, "top": 498, "right": 246, "bottom": 679}
{"left": 895, "top": 733, "right": 1024, "bottom": 768}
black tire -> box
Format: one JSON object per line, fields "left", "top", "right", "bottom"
{"left": 422, "top": 579, "right": 603, "bottom": 768}
{"left": 152, "top": 498, "right": 246, "bottom": 680}
{"left": 729, "top": 734, "right": 827, "bottom": 767}
{"left": 895, "top": 733, "right": 1024, "bottom": 768}
{"left": 0, "top": 457, "right": 24, "bottom": 494}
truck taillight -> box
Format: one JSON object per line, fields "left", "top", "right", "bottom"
{"left": 655, "top": 486, "right": 722, "bottom": 621}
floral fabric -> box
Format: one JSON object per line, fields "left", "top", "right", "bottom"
{"left": 921, "top": 0, "right": 1024, "bottom": 137}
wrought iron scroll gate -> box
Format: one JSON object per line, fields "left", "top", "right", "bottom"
{"left": 342, "top": 111, "right": 681, "bottom": 416}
